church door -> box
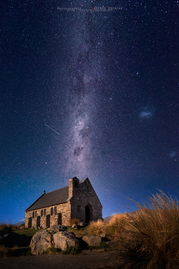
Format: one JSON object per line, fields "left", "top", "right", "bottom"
{"left": 85, "top": 204, "right": 92, "bottom": 224}
{"left": 46, "top": 215, "right": 50, "bottom": 228}
{"left": 28, "top": 217, "right": 32, "bottom": 228}
{"left": 37, "top": 216, "right": 41, "bottom": 228}
{"left": 58, "top": 213, "right": 62, "bottom": 225}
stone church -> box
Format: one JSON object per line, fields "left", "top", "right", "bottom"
{"left": 25, "top": 177, "right": 102, "bottom": 229}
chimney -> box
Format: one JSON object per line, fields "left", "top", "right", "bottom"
{"left": 68, "top": 177, "right": 79, "bottom": 199}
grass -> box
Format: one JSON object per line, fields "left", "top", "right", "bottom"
{"left": 14, "top": 228, "right": 36, "bottom": 237}
{"left": 88, "top": 241, "right": 109, "bottom": 250}
{"left": 116, "top": 192, "right": 179, "bottom": 269}
{"left": 87, "top": 214, "right": 128, "bottom": 240}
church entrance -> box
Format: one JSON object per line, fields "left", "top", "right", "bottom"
{"left": 37, "top": 216, "right": 41, "bottom": 228}
{"left": 85, "top": 204, "right": 93, "bottom": 224}
{"left": 46, "top": 215, "right": 50, "bottom": 228}
{"left": 28, "top": 217, "right": 32, "bottom": 228}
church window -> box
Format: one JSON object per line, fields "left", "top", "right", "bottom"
{"left": 51, "top": 207, "right": 53, "bottom": 215}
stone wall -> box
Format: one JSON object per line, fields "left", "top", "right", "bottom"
{"left": 70, "top": 178, "right": 102, "bottom": 223}
{"left": 25, "top": 201, "right": 71, "bottom": 229}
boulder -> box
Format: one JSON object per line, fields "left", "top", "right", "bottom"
{"left": 30, "top": 230, "right": 53, "bottom": 255}
{"left": 53, "top": 231, "right": 79, "bottom": 251}
{"left": 82, "top": 235, "right": 102, "bottom": 247}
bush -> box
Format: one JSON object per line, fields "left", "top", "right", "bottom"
{"left": 117, "top": 192, "right": 179, "bottom": 269}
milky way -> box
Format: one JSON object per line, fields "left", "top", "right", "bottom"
{"left": 63, "top": 7, "right": 104, "bottom": 178}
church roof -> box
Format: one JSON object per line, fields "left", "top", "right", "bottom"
{"left": 26, "top": 186, "right": 68, "bottom": 211}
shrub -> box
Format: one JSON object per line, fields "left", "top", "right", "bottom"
{"left": 117, "top": 192, "right": 179, "bottom": 269}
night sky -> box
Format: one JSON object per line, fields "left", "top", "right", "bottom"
{"left": 0, "top": 0, "right": 179, "bottom": 224}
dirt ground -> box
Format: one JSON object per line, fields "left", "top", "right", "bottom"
{"left": 0, "top": 250, "right": 121, "bottom": 269}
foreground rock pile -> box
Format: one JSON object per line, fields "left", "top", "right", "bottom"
{"left": 30, "top": 225, "right": 103, "bottom": 255}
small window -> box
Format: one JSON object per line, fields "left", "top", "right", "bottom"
{"left": 41, "top": 210, "right": 43, "bottom": 217}
{"left": 51, "top": 207, "right": 53, "bottom": 215}
{"left": 44, "top": 209, "right": 46, "bottom": 216}
{"left": 32, "top": 211, "right": 34, "bottom": 218}
{"left": 58, "top": 213, "right": 62, "bottom": 225}
{"left": 54, "top": 207, "right": 57, "bottom": 215}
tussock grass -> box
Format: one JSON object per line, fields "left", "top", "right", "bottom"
{"left": 87, "top": 214, "right": 128, "bottom": 240}
{"left": 117, "top": 192, "right": 179, "bottom": 268}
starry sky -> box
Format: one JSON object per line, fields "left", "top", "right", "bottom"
{"left": 0, "top": 0, "right": 179, "bottom": 224}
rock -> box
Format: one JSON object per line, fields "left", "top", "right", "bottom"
{"left": 53, "top": 231, "right": 79, "bottom": 251}
{"left": 82, "top": 235, "right": 102, "bottom": 247}
{"left": 72, "top": 224, "right": 78, "bottom": 229}
{"left": 49, "top": 225, "right": 67, "bottom": 233}
{"left": 30, "top": 230, "right": 53, "bottom": 255}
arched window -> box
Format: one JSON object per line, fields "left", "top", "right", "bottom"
{"left": 44, "top": 209, "right": 46, "bottom": 216}
{"left": 41, "top": 210, "right": 43, "bottom": 216}
{"left": 51, "top": 207, "right": 53, "bottom": 215}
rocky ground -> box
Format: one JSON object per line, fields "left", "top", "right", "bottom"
{"left": 0, "top": 250, "right": 121, "bottom": 269}
{"left": 0, "top": 225, "right": 122, "bottom": 269}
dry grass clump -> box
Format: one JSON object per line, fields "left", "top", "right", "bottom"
{"left": 105, "top": 214, "right": 128, "bottom": 240}
{"left": 117, "top": 192, "right": 179, "bottom": 269}
{"left": 87, "top": 219, "right": 105, "bottom": 236}
{"left": 87, "top": 214, "right": 128, "bottom": 239}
